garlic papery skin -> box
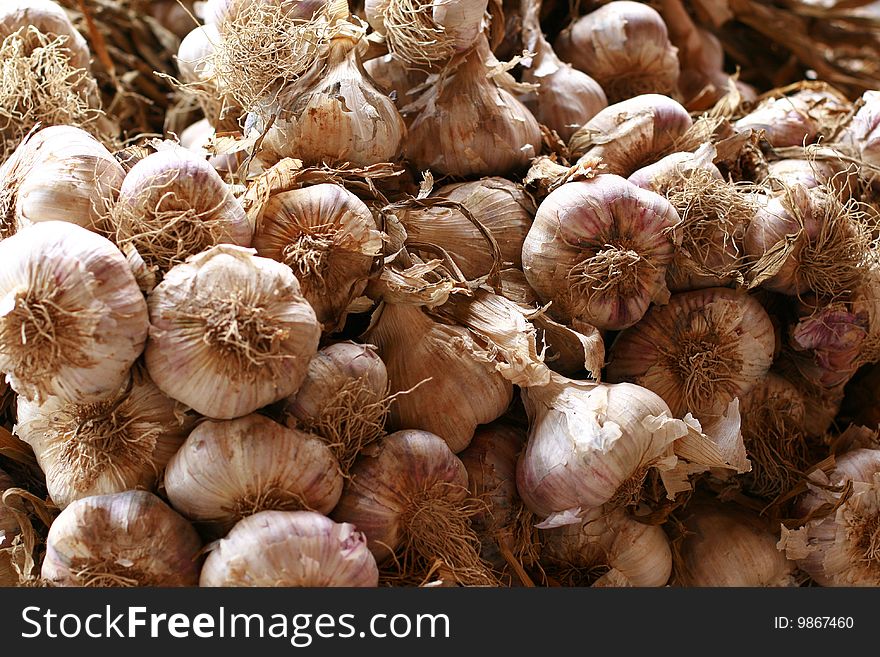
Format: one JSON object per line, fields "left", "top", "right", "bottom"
{"left": 0, "top": 0, "right": 91, "bottom": 71}
{"left": 108, "top": 148, "right": 252, "bottom": 282}
{"left": 364, "top": 0, "right": 488, "bottom": 67}
{"left": 41, "top": 490, "right": 202, "bottom": 587}
{"left": 838, "top": 90, "right": 880, "bottom": 171}
{"left": 14, "top": 369, "right": 195, "bottom": 510}
{"left": 405, "top": 34, "right": 542, "bottom": 178}
{"left": 676, "top": 499, "right": 796, "bottom": 586}
{"left": 252, "top": 183, "right": 382, "bottom": 332}
{"left": 765, "top": 156, "right": 856, "bottom": 199}
{"left": 568, "top": 94, "right": 693, "bottom": 178}
{"left": 516, "top": 374, "right": 689, "bottom": 523}
{"left": 0, "top": 221, "right": 149, "bottom": 404}
{"left": 554, "top": 1, "right": 679, "bottom": 104}
{"left": 363, "top": 302, "right": 513, "bottom": 454}
{"left": 781, "top": 449, "right": 880, "bottom": 586}
{"left": 164, "top": 413, "right": 343, "bottom": 533}
{"left": 0, "top": 125, "right": 125, "bottom": 237}
{"left": 200, "top": 510, "right": 378, "bottom": 586}
{"left": 144, "top": 244, "right": 321, "bottom": 420}
{"left": 540, "top": 505, "right": 672, "bottom": 586}
{"left": 519, "top": 0, "right": 607, "bottom": 141}
{"left": 522, "top": 174, "right": 680, "bottom": 331}
{"left": 396, "top": 177, "right": 536, "bottom": 280}
{"left": 362, "top": 54, "right": 428, "bottom": 109}
{"left": 735, "top": 87, "right": 851, "bottom": 148}
{"left": 0, "top": 467, "right": 18, "bottom": 549}
{"left": 283, "top": 341, "right": 390, "bottom": 472}
{"left": 332, "top": 429, "right": 497, "bottom": 586}
{"left": 628, "top": 147, "right": 723, "bottom": 194}
{"left": 607, "top": 287, "right": 775, "bottom": 422}
{"left": 259, "top": 24, "right": 406, "bottom": 168}
{"left": 789, "top": 301, "right": 868, "bottom": 388}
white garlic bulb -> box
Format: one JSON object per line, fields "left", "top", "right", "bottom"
{"left": 41, "top": 490, "right": 203, "bottom": 587}
{"left": 145, "top": 244, "right": 322, "bottom": 420}
{"left": 164, "top": 413, "right": 343, "bottom": 532}
{"left": 0, "top": 221, "right": 149, "bottom": 403}
{"left": 200, "top": 510, "right": 378, "bottom": 586}
{"left": 0, "top": 0, "right": 91, "bottom": 70}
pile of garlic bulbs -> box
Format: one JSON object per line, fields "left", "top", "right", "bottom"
{"left": 2, "top": 0, "right": 880, "bottom": 589}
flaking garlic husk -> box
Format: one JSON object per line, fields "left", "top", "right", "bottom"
{"left": 41, "top": 490, "right": 202, "bottom": 587}
{"left": 780, "top": 448, "right": 880, "bottom": 586}
{"left": 522, "top": 174, "right": 681, "bottom": 331}
{"left": 14, "top": 367, "right": 196, "bottom": 510}
{"left": 539, "top": 505, "right": 672, "bottom": 587}
{"left": 675, "top": 498, "right": 797, "bottom": 586}
{"left": 332, "top": 429, "right": 499, "bottom": 586}
{"left": 607, "top": 287, "right": 776, "bottom": 422}
{"left": 107, "top": 147, "right": 252, "bottom": 284}
{"left": 0, "top": 125, "right": 125, "bottom": 239}
{"left": 568, "top": 94, "right": 693, "bottom": 177}
{"left": 555, "top": 1, "right": 680, "bottom": 104}
{"left": 164, "top": 413, "right": 343, "bottom": 534}
{"left": 362, "top": 53, "right": 429, "bottom": 111}
{"left": 0, "top": 468, "right": 19, "bottom": 586}
{"left": 773, "top": 350, "right": 846, "bottom": 439}
{"left": 283, "top": 341, "right": 390, "bottom": 472}
{"left": 837, "top": 90, "right": 880, "bottom": 180}
{"left": 252, "top": 183, "right": 383, "bottom": 332}
{"left": 200, "top": 510, "right": 379, "bottom": 586}
{"left": 0, "top": 221, "right": 149, "bottom": 404}
{"left": 257, "top": 20, "right": 406, "bottom": 168}
{"left": 627, "top": 144, "right": 723, "bottom": 195}
{"left": 405, "top": 33, "right": 542, "bottom": 178}
{"left": 144, "top": 244, "right": 321, "bottom": 420}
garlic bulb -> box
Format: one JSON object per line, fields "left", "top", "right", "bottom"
{"left": 838, "top": 90, "right": 880, "bottom": 171}
{"left": 519, "top": 0, "right": 607, "bottom": 141}
{"left": 364, "top": 0, "right": 487, "bottom": 67}
{"left": 0, "top": 0, "right": 90, "bottom": 70}
{"left": 781, "top": 448, "right": 880, "bottom": 586}
{"left": 555, "top": 1, "right": 679, "bottom": 103}
{"left": 283, "top": 341, "right": 390, "bottom": 471}
{"left": 540, "top": 505, "right": 672, "bottom": 586}
{"left": 405, "top": 34, "right": 542, "bottom": 178}
{"left": 332, "top": 429, "right": 497, "bottom": 585}
{"left": 362, "top": 53, "right": 428, "bottom": 107}
{"left": 396, "top": 177, "right": 536, "bottom": 279}
{"left": 568, "top": 94, "right": 693, "bottom": 177}
{"left": 0, "top": 125, "right": 125, "bottom": 238}
{"left": 258, "top": 22, "right": 406, "bottom": 167}
{"left": 252, "top": 183, "right": 382, "bottom": 331}
{"left": 0, "top": 467, "right": 18, "bottom": 550}
{"left": 516, "top": 375, "right": 688, "bottom": 523}
{"left": 176, "top": 23, "right": 240, "bottom": 130}
{"left": 108, "top": 148, "right": 252, "bottom": 281}
{"left": 774, "top": 351, "right": 846, "bottom": 439}
{"left": 607, "top": 287, "right": 775, "bottom": 421}
{"left": 145, "top": 244, "right": 321, "bottom": 420}
{"left": 41, "top": 490, "right": 202, "bottom": 587}
{"left": 676, "top": 499, "right": 796, "bottom": 586}
{"left": 363, "top": 302, "right": 513, "bottom": 453}
{"left": 522, "top": 174, "right": 680, "bottom": 331}
{"left": 789, "top": 301, "right": 867, "bottom": 388}
{"left": 766, "top": 156, "right": 856, "bottom": 199}
{"left": 735, "top": 87, "right": 852, "bottom": 147}
{"left": 0, "top": 221, "right": 149, "bottom": 403}
{"left": 148, "top": 0, "right": 199, "bottom": 39}
{"left": 15, "top": 368, "right": 195, "bottom": 510}
{"left": 200, "top": 510, "right": 378, "bottom": 586}
{"left": 628, "top": 147, "right": 723, "bottom": 194}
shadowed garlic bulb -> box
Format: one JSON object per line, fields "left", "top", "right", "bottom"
{"left": 522, "top": 174, "right": 680, "bottom": 331}
{"left": 252, "top": 183, "right": 382, "bottom": 332}
{"left": 0, "top": 468, "right": 18, "bottom": 586}
{"left": 607, "top": 287, "right": 776, "bottom": 422}
{"left": 200, "top": 510, "right": 378, "bottom": 586}
{"left": 555, "top": 1, "right": 679, "bottom": 103}
{"left": 164, "top": 413, "right": 343, "bottom": 533}
{"left": 41, "top": 490, "right": 202, "bottom": 587}
{"left": 145, "top": 245, "right": 321, "bottom": 420}
{"left": 15, "top": 368, "right": 196, "bottom": 510}
{"left": 0, "top": 221, "right": 149, "bottom": 403}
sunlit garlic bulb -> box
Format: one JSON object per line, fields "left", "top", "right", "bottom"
{"left": 200, "top": 510, "right": 378, "bottom": 586}
{"left": 540, "top": 505, "right": 672, "bottom": 586}
{"left": 568, "top": 94, "right": 693, "bottom": 177}
{"left": 145, "top": 244, "right": 321, "bottom": 420}
{"left": 522, "top": 174, "right": 680, "bottom": 331}
{"left": 628, "top": 147, "right": 723, "bottom": 194}
{"left": 283, "top": 341, "right": 390, "bottom": 472}
{"left": 676, "top": 499, "right": 796, "bottom": 586}
{"left": 108, "top": 148, "right": 252, "bottom": 283}
{"left": 15, "top": 368, "right": 196, "bottom": 510}
{"left": 555, "top": 1, "right": 679, "bottom": 103}
{"left": 165, "top": 414, "right": 343, "bottom": 533}
{"left": 0, "top": 0, "right": 90, "bottom": 70}
{"left": 607, "top": 287, "right": 776, "bottom": 422}
{"left": 0, "top": 221, "right": 149, "bottom": 403}
{"left": 41, "top": 490, "right": 202, "bottom": 587}
{"left": 252, "top": 183, "right": 382, "bottom": 332}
